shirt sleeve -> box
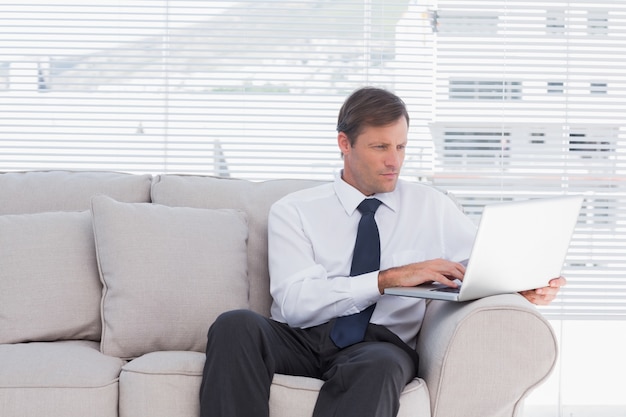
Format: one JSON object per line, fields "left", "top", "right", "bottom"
{"left": 267, "top": 198, "right": 381, "bottom": 329}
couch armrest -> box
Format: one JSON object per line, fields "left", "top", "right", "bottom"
{"left": 416, "top": 294, "right": 558, "bottom": 417}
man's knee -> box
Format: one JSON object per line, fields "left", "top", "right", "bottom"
{"left": 351, "top": 343, "right": 415, "bottom": 384}
{"left": 207, "top": 309, "right": 265, "bottom": 343}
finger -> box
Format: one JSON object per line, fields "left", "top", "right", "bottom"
{"left": 521, "top": 291, "right": 542, "bottom": 305}
{"left": 453, "top": 261, "right": 467, "bottom": 280}
{"left": 522, "top": 287, "right": 559, "bottom": 305}
{"left": 549, "top": 276, "right": 567, "bottom": 287}
{"left": 432, "top": 273, "right": 461, "bottom": 288}
{"left": 535, "top": 293, "right": 557, "bottom": 305}
{"left": 538, "top": 284, "right": 561, "bottom": 296}
{"left": 441, "top": 260, "right": 466, "bottom": 281}
{"left": 538, "top": 288, "right": 557, "bottom": 300}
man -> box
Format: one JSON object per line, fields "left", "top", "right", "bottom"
{"left": 199, "top": 87, "right": 565, "bottom": 417}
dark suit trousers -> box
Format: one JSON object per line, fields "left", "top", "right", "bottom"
{"left": 199, "top": 309, "right": 419, "bottom": 417}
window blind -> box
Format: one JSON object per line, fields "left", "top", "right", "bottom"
{"left": 1, "top": 0, "right": 625, "bottom": 319}
{"left": 0, "top": 0, "right": 433, "bottom": 179}
{"left": 427, "top": 0, "right": 626, "bottom": 320}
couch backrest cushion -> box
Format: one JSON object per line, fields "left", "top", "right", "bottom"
{"left": 0, "top": 211, "right": 102, "bottom": 344}
{"left": 91, "top": 195, "right": 249, "bottom": 359}
{"left": 0, "top": 171, "right": 152, "bottom": 215}
{"left": 151, "top": 175, "right": 324, "bottom": 316}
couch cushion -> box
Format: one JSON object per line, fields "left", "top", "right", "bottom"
{"left": 0, "top": 211, "right": 102, "bottom": 344}
{"left": 118, "top": 351, "right": 431, "bottom": 417}
{"left": 269, "top": 375, "right": 431, "bottom": 417}
{"left": 0, "top": 170, "right": 152, "bottom": 215}
{"left": 91, "top": 195, "right": 249, "bottom": 359}
{"left": 0, "top": 341, "right": 123, "bottom": 417}
{"left": 151, "top": 175, "right": 324, "bottom": 316}
{"left": 119, "top": 351, "right": 205, "bottom": 417}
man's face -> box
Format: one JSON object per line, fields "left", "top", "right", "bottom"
{"left": 338, "top": 117, "right": 408, "bottom": 196}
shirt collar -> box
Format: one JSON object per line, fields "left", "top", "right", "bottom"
{"left": 333, "top": 170, "right": 399, "bottom": 215}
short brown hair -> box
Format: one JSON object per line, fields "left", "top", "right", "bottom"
{"left": 336, "top": 87, "right": 409, "bottom": 146}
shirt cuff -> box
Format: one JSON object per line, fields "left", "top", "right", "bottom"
{"left": 350, "top": 270, "right": 382, "bottom": 312}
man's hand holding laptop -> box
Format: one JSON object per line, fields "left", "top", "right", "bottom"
{"left": 519, "top": 276, "right": 567, "bottom": 306}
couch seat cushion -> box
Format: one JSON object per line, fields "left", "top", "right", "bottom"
{"left": 118, "top": 351, "right": 431, "bottom": 417}
{"left": 269, "top": 374, "right": 431, "bottom": 417}
{"left": 0, "top": 341, "right": 123, "bottom": 417}
{"left": 119, "top": 351, "right": 205, "bottom": 417}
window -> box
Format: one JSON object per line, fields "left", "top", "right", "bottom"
{"left": 0, "top": 1, "right": 433, "bottom": 179}
{"left": 546, "top": 9, "right": 566, "bottom": 34}
{"left": 435, "top": 9, "right": 500, "bottom": 35}
{"left": 588, "top": 9, "right": 610, "bottom": 35}
{"left": 590, "top": 82, "right": 608, "bottom": 94}
{"left": 441, "top": 130, "right": 511, "bottom": 163}
{"left": 429, "top": 1, "right": 626, "bottom": 324}
{"left": 2, "top": 0, "right": 625, "bottom": 317}
{"left": 449, "top": 80, "right": 522, "bottom": 100}
{"left": 547, "top": 81, "right": 564, "bottom": 94}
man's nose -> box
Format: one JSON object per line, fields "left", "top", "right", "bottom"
{"left": 385, "top": 149, "right": 402, "bottom": 167}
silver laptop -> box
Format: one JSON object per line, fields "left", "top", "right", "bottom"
{"left": 384, "top": 196, "right": 583, "bottom": 302}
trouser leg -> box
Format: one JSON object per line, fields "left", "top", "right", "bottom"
{"left": 199, "top": 309, "right": 273, "bottom": 417}
{"left": 199, "top": 309, "right": 320, "bottom": 417}
{"left": 200, "top": 311, "right": 418, "bottom": 417}
{"left": 313, "top": 325, "right": 418, "bottom": 417}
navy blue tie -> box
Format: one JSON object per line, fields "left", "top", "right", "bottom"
{"left": 330, "top": 198, "right": 382, "bottom": 348}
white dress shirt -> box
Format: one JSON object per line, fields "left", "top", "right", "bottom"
{"left": 268, "top": 172, "right": 477, "bottom": 348}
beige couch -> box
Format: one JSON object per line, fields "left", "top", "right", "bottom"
{"left": 0, "top": 170, "right": 558, "bottom": 417}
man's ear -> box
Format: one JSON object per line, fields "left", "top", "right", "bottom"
{"left": 337, "top": 132, "right": 351, "bottom": 156}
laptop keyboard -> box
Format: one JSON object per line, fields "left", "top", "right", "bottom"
{"left": 431, "top": 286, "right": 461, "bottom": 294}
